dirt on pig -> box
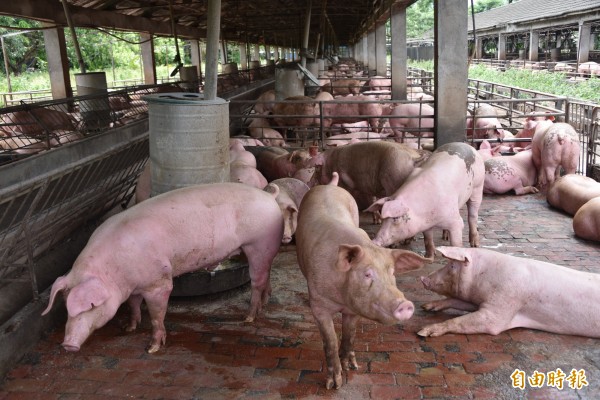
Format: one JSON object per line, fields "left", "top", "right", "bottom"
{"left": 2, "top": 192, "right": 600, "bottom": 399}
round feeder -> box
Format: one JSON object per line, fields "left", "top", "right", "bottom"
{"left": 171, "top": 258, "right": 250, "bottom": 297}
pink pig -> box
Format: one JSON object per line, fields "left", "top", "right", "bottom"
{"left": 383, "top": 102, "right": 434, "bottom": 142}
{"left": 229, "top": 141, "right": 268, "bottom": 189}
{"left": 295, "top": 173, "right": 428, "bottom": 389}
{"left": 418, "top": 246, "right": 600, "bottom": 338}
{"left": 466, "top": 104, "right": 506, "bottom": 141}
{"left": 477, "top": 140, "right": 538, "bottom": 195}
{"left": 531, "top": 122, "right": 580, "bottom": 189}
{"left": 573, "top": 198, "right": 600, "bottom": 242}
{"left": 42, "top": 183, "right": 283, "bottom": 353}
{"left": 367, "top": 142, "right": 485, "bottom": 259}
{"left": 264, "top": 177, "right": 310, "bottom": 243}
{"left": 547, "top": 174, "right": 600, "bottom": 216}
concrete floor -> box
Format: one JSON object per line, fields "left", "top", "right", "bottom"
{"left": 1, "top": 190, "right": 600, "bottom": 399}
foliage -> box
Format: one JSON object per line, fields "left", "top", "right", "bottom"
{"left": 468, "top": 0, "right": 509, "bottom": 14}
{"left": 0, "top": 17, "right": 45, "bottom": 75}
{"left": 406, "top": 0, "right": 434, "bottom": 39}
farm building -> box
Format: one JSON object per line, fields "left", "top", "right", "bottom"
{"left": 0, "top": 0, "right": 600, "bottom": 398}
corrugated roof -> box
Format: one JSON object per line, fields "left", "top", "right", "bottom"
{"left": 468, "top": 0, "right": 600, "bottom": 32}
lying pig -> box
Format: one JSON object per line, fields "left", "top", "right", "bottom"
{"left": 478, "top": 140, "right": 538, "bottom": 195}
{"left": 264, "top": 178, "right": 310, "bottom": 243}
{"left": 466, "top": 104, "right": 505, "bottom": 141}
{"left": 547, "top": 174, "right": 600, "bottom": 216}
{"left": 42, "top": 183, "right": 283, "bottom": 353}
{"left": 531, "top": 122, "right": 580, "bottom": 189}
{"left": 573, "top": 198, "right": 600, "bottom": 241}
{"left": 367, "top": 142, "right": 485, "bottom": 259}
{"left": 325, "top": 131, "right": 385, "bottom": 147}
{"left": 418, "top": 246, "right": 600, "bottom": 338}
{"left": 2, "top": 108, "right": 78, "bottom": 137}
{"left": 295, "top": 173, "right": 428, "bottom": 389}
{"left": 246, "top": 146, "right": 311, "bottom": 182}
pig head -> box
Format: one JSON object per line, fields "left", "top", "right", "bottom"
{"left": 418, "top": 246, "right": 600, "bottom": 338}
{"left": 295, "top": 178, "right": 428, "bottom": 389}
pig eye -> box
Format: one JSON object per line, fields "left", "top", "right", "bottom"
{"left": 392, "top": 217, "right": 400, "bottom": 223}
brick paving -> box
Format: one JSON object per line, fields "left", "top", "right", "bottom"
{"left": 1, "top": 191, "right": 600, "bottom": 399}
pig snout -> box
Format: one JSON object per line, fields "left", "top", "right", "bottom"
{"left": 61, "top": 341, "right": 81, "bottom": 352}
{"left": 282, "top": 233, "right": 293, "bottom": 244}
{"left": 394, "top": 300, "right": 415, "bottom": 321}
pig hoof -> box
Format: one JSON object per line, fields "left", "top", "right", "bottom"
{"left": 416, "top": 328, "right": 430, "bottom": 337}
{"left": 244, "top": 316, "right": 255, "bottom": 323}
{"left": 146, "top": 343, "right": 161, "bottom": 353}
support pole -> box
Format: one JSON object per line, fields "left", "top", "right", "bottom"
{"left": 60, "top": 0, "right": 86, "bottom": 73}
{"left": 204, "top": 0, "right": 221, "bottom": 100}
{"left": 301, "top": 0, "right": 312, "bottom": 68}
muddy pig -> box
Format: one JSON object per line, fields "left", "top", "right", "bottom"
{"left": 264, "top": 177, "right": 310, "bottom": 243}
{"left": 42, "top": 183, "right": 283, "bottom": 353}
{"left": 246, "top": 146, "right": 311, "bottom": 181}
{"left": 418, "top": 246, "right": 600, "bottom": 338}
{"left": 367, "top": 142, "right": 485, "bottom": 259}
{"left": 547, "top": 174, "right": 600, "bottom": 216}
{"left": 478, "top": 140, "right": 538, "bottom": 195}
{"left": 295, "top": 173, "right": 428, "bottom": 389}
{"left": 531, "top": 122, "right": 580, "bottom": 189}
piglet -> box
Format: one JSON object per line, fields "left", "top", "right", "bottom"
{"left": 295, "top": 173, "right": 428, "bottom": 389}
{"left": 264, "top": 178, "right": 310, "bottom": 243}
{"left": 418, "top": 246, "right": 600, "bottom": 338}
{"left": 367, "top": 142, "right": 485, "bottom": 259}
{"left": 42, "top": 183, "right": 283, "bottom": 353}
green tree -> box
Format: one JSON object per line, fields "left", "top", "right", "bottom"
{"left": 469, "top": 0, "right": 509, "bottom": 14}
{"left": 0, "top": 17, "right": 45, "bottom": 75}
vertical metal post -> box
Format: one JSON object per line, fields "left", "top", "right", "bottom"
{"left": 60, "top": 0, "right": 86, "bottom": 74}
{"left": 301, "top": 0, "right": 312, "bottom": 68}
{"left": 204, "top": 0, "right": 221, "bottom": 100}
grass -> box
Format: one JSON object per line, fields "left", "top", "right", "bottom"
{"left": 409, "top": 59, "right": 600, "bottom": 103}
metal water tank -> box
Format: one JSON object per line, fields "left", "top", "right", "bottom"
{"left": 75, "top": 72, "right": 111, "bottom": 131}
{"left": 275, "top": 64, "right": 305, "bottom": 100}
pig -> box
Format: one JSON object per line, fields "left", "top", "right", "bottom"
{"left": 366, "top": 76, "right": 391, "bottom": 91}
{"left": 246, "top": 146, "right": 312, "bottom": 182}
{"left": 246, "top": 115, "right": 272, "bottom": 138}
{"left": 547, "top": 174, "right": 600, "bottom": 216}
{"left": 418, "top": 246, "right": 600, "bottom": 338}
{"left": 512, "top": 114, "right": 555, "bottom": 150}
{"left": 295, "top": 174, "right": 428, "bottom": 389}
{"left": 230, "top": 136, "right": 265, "bottom": 147}
{"left": 229, "top": 142, "right": 268, "bottom": 189}
{"left": 321, "top": 78, "right": 365, "bottom": 96}
{"left": 531, "top": 122, "right": 580, "bottom": 189}
{"left": 383, "top": 102, "right": 434, "bottom": 142}
{"left": 573, "top": 198, "right": 600, "bottom": 241}
{"left": 306, "top": 141, "right": 430, "bottom": 208}
{"left": 253, "top": 89, "right": 276, "bottom": 114}
{"left": 42, "top": 183, "right": 284, "bottom": 353}
{"left": 314, "top": 91, "right": 334, "bottom": 102}
{"left": 134, "top": 162, "right": 152, "bottom": 204}
{"left": 264, "top": 178, "right": 310, "bottom": 243}
{"left": 367, "top": 142, "right": 485, "bottom": 259}
{"left": 325, "top": 131, "right": 385, "bottom": 147}
{"left": 466, "top": 104, "right": 506, "bottom": 140}
{"left": 321, "top": 95, "right": 384, "bottom": 133}
{"left": 578, "top": 61, "right": 600, "bottom": 77}
{"left": 478, "top": 140, "right": 538, "bottom": 195}
{"left": 2, "top": 108, "right": 78, "bottom": 137}
{"left": 271, "top": 96, "right": 319, "bottom": 145}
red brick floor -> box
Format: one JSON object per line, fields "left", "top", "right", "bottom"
{"left": 1, "top": 191, "right": 600, "bottom": 399}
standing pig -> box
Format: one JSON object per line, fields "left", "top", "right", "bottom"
{"left": 42, "top": 183, "right": 283, "bottom": 353}
{"left": 367, "top": 142, "right": 485, "bottom": 259}
{"left": 478, "top": 140, "right": 538, "bottom": 195}
{"left": 264, "top": 178, "right": 310, "bottom": 243}
{"left": 547, "top": 174, "right": 600, "bottom": 216}
{"left": 573, "top": 198, "right": 600, "bottom": 241}
{"left": 418, "top": 246, "right": 600, "bottom": 338}
{"left": 531, "top": 122, "right": 580, "bottom": 189}
{"left": 321, "top": 95, "right": 384, "bottom": 133}
{"left": 512, "top": 114, "right": 555, "bottom": 150}
{"left": 253, "top": 89, "right": 276, "bottom": 114}
{"left": 271, "top": 96, "right": 319, "bottom": 145}
{"left": 295, "top": 175, "right": 428, "bottom": 389}
{"left": 384, "top": 102, "right": 434, "bottom": 142}
{"left": 466, "top": 104, "right": 506, "bottom": 140}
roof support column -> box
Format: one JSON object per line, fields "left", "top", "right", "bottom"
{"left": 265, "top": 44, "right": 271, "bottom": 62}
{"left": 301, "top": 0, "right": 312, "bottom": 68}
{"left": 498, "top": 33, "right": 506, "bottom": 60}
{"left": 253, "top": 44, "right": 260, "bottom": 62}
{"left": 529, "top": 31, "right": 539, "bottom": 62}
{"left": 390, "top": 3, "right": 407, "bottom": 100}
{"left": 204, "top": 0, "right": 221, "bottom": 100}
{"left": 578, "top": 23, "right": 592, "bottom": 64}
{"left": 42, "top": 24, "right": 73, "bottom": 99}
{"left": 239, "top": 43, "right": 248, "bottom": 69}
{"left": 375, "top": 20, "right": 387, "bottom": 76}
{"left": 139, "top": 32, "right": 156, "bottom": 85}
{"left": 434, "top": 0, "right": 468, "bottom": 147}
{"left": 362, "top": 36, "right": 368, "bottom": 67}
{"left": 189, "top": 39, "right": 203, "bottom": 83}
{"left": 475, "top": 37, "right": 483, "bottom": 59}
{"left": 367, "top": 29, "right": 376, "bottom": 75}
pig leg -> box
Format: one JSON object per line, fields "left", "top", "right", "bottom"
{"left": 313, "top": 308, "right": 343, "bottom": 389}
{"left": 513, "top": 183, "right": 539, "bottom": 195}
{"left": 417, "top": 306, "right": 512, "bottom": 337}
{"left": 339, "top": 313, "right": 360, "bottom": 371}
{"left": 423, "top": 229, "right": 436, "bottom": 259}
{"left": 143, "top": 281, "right": 173, "bottom": 353}
{"left": 467, "top": 193, "right": 482, "bottom": 248}
{"left": 125, "top": 294, "right": 143, "bottom": 332}
{"left": 243, "top": 243, "right": 276, "bottom": 322}
{"left": 422, "top": 298, "right": 478, "bottom": 312}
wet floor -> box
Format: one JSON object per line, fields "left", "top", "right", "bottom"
{"left": 1, "top": 191, "right": 600, "bottom": 399}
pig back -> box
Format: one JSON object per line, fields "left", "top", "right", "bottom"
{"left": 269, "top": 178, "right": 310, "bottom": 207}
{"left": 547, "top": 174, "right": 600, "bottom": 216}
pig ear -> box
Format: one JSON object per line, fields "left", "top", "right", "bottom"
{"left": 42, "top": 276, "right": 70, "bottom": 316}
{"left": 390, "top": 249, "right": 431, "bottom": 274}
{"left": 435, "top": 247, "right": 472, "bottom": 264}
{"left": 480, "top": 140, "right": 491, "bottom": 150}
{"left": 264, "top": 183, "right": 280, "bottom": 198}
{"left": 66, "top": 278, "right": 110, "bottom": 318}
{"left": 336, "top": 244, "right": 365, "bottom": 272}
{"left": 364, "top": 197, "right": 389, "bottom": 213}
{"left": 380, "top": 199, "right": 409, "bottom": 219}
{"left": 546, "top": 115, "right": 555, "bottom": 121}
